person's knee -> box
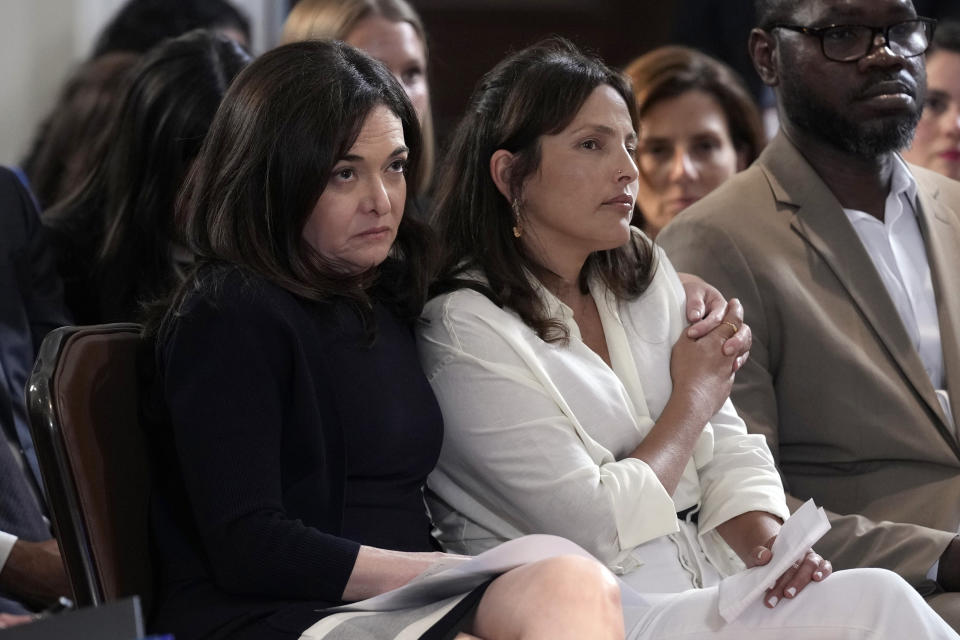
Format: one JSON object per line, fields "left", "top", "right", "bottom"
{"left": 524, "top": 555, "right": 621, "bottom": 610}
{"left": 474, "top": 554, "right": 624, "bottom": 639}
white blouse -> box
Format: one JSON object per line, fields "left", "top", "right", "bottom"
{"left": 417, "top": 237, "right": 789, "bottom": 574}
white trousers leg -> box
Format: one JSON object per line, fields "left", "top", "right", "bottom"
{"left": 625, "top": 568, "right": 957, "bottom": 639}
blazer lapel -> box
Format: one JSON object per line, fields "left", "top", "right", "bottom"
{"left": 913, "top": 170, "right": 960, "bottom": 431}
{"left": 759, "top": 135, "right": 956, "bottom": 448}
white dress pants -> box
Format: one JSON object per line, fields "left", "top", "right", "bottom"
{"left": 620, "top": 522, "right": 957, "bottom": 639}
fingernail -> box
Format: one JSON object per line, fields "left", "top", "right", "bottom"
{"left": 756, "top": 548, "right": 768, "bottom": 561}
{"left": 814, "top": 571, "right": 823, "bottom": 580}
{"left": 785, "top": 587, "right": 797, "bottom": 598}
{"left": 767, "top": 596, "right": 779, "bottom": 607}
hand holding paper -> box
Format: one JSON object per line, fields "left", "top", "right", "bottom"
{"left": 717, "top": 499, "right": 831, "bottom": 623}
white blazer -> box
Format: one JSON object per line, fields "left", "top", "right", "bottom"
{"left": 417, "top": 236, "right": 789, "bottom": 574}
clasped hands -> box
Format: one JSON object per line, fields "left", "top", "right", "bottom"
{"left": 679, "top": 278, "right": 836, "bottom": 607}
{"left": 678, "top": 273, "right": 751, "bottom": 372}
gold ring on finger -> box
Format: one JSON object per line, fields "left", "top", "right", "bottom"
{"left": 721, "top": 321, "right": 739, "bottom": 338}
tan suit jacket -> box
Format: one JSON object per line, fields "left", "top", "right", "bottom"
{"left": 658, "top": 133, "right": 960, "bottom": 594}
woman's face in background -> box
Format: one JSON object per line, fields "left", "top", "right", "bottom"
{"left": 302, "top": 105, "right": 408, "bottom": 271}
{"left": 346, "top": 15, "right": 429, "bottom": 124}
{"left": 902, "top": 49, "right": 960, "bottom": 180}
{"left": 635, "top": 89, "right": 742, "bottom": 238}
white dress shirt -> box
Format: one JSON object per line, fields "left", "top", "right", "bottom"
{"left": 843, "top": 159, "right": 956, "bottom": 582}
{"left": 417, "top": 236, "right": 789, "bottom": 579}
{"left": 843, "top": 158, "right": 954, "bottom": 433}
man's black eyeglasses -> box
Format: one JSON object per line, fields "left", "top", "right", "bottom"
{"left": 769, "top": 18, "right": 937, "bottom": 62}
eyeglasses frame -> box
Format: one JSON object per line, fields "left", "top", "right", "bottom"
{"left": 767, "top": 17, "right": 938, "bottom": 63}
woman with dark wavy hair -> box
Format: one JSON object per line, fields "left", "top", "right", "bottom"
{"left": 44, "top": 30, "right": 250, "bottom": 324}
{"left": 418, "top": 37, "right": 956, "bottom": 638}
{"left": 141, "top": 39, "right": 625, "bottom": 640}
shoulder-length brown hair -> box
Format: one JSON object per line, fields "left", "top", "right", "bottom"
{"left": 432, "top": 37, "right": 656, "bottom": 343}
{"left": 625, "top": 45, "right": 764, "bottom": 165}
{"left": 281, "top": 0, "right": 435, "bottom": 196}
{"left": 150, "top": 39, "right": 431, "bottom": 335}
{"left": 624, "top": 46, "right": 764, "bottom": 231}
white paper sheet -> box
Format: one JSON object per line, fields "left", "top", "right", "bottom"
{"left": 716, "top": 499, "right": 831, "bottom": 623}
{"left": 327, "top": 534, "right": 607, "bottom": 613}
{"left": 327, "top": 501, "right": 829, "bottom": 625}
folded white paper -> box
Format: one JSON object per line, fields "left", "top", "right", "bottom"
{"left": 717, "top": 499, "right": 831, "bottom": 623}
{"left": 327, "top": 534, "right": 606, "bottom": 613}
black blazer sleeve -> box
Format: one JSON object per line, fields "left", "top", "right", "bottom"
{"left": 161, "top": 282, "right": 360, "bottom": 601}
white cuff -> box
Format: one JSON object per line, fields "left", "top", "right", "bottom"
{"left": 928, "top": 559, "right": 940, "bottom": 583}
{"left": 0, "top": 531, "right": 18, "bottom": 573}
{"left": 602, "top": 457, "right": 679, "bottom": 550}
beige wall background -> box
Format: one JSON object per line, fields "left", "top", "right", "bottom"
{"left": 0, "top": 0, "right": 282, "bottom": 167}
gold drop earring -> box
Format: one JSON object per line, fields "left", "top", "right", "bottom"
{"left": 512, "top": 198, "right": 523, "bottom": 238}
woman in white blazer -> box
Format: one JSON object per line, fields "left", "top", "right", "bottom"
{"left": 417, "top": 37, "right": 958, "bottom": 639}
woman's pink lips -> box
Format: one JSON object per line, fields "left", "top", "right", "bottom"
{"left": 358, "top": 226, "right": 391, "bottom": 236}
{"left": 939, "top": 149, "right": 960, "bottom": 162}
{"left": 603, "top": 195, "right": 635, "bottom": 206}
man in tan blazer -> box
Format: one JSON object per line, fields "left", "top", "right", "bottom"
{"left": 659, "top": 0, "right": 960, "bottom": 626}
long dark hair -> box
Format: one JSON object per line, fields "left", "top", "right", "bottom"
{"left": 431, "top": 37, "right": 656, "bottom": 343}
{"left": 150, "top": 39, "right": 431, "bottom": 336}
{"left": 92, "top": 0, "right": 250, "bottom": 56}
{"left": 45, "top": 30, "right": 250, "bottom": 323}
{"left": 21, "top": 52, "right": 139, "bottom": 211}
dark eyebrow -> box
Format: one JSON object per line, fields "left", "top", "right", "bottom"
{"left": 570, "top": 124, "right": 638, "bottom": 143}
{"left": 341, "top": 145, "right": 409, "bottom": 162}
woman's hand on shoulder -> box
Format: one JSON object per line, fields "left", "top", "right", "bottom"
{"left": 677, "top": 273, "right": 751, "bottom": 371}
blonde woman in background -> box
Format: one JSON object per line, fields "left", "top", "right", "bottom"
{"left": 624, "top": 46, "right": 765, "bottom": 238}
{"left": 282, "top": 0, "right": 435, "bottom": 196}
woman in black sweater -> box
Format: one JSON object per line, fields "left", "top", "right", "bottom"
{"left": 141, "top": 40, "right": 624, "bottom": 640}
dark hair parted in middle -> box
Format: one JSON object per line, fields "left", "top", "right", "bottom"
{"left": 172, "top": 39, "right": 432, "bottom": 328}
{"left": 431, "top": 37, "right": 655, "bottom": 343}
